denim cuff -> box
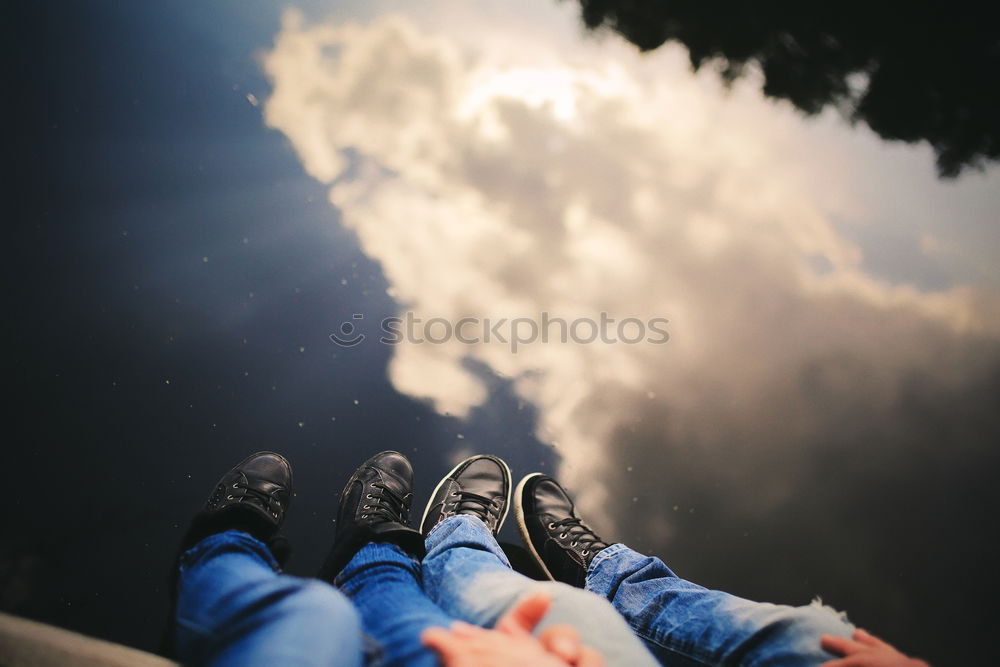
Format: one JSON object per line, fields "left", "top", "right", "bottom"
{"left": 336, "top": 541, "right": 421, "bottom": 589}
{"left": 586, "top": 543, "right": 628, "bottom": 579}
{"left": 424, "top": 513, "right": 487, "bottom": 540}
{"left": 422, "top": 513, "right": 511, "bottom": 575}
{"left": 180, "top": 529, "right": 280, "bottom": 572}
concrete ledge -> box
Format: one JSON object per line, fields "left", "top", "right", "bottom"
{"left": 0, "top": 612, "right": 177, "bottom": 667}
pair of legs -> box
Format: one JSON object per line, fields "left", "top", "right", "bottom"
{"left": 171, "top": 452, "right": 656, "bottom": 666}
{"left": 515, "top": 474, "right": 856, "bottom": 667}
{"left": 334, "top": 515, "right": 652, "bottom": 666}
{"left": 584, "top": 545, "right": 853, "bottom": 667}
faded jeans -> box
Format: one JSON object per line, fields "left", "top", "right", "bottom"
{"left": 176, "top": 523, "right": 656, "bottom": 666}
{"left": 338, "top": 514, "right": 659, "bottom": 666}
{"left": 421, "top": 515, "right": 659, "bottom": 666}
{"left": 586, "top": 544, "right": 856, "bottom": 667}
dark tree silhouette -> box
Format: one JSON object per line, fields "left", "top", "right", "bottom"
{"left": 571, "top": 0, "right": 1000, "bottom": 177}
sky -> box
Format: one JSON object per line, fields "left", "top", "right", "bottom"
{"left": 7, "top": 2, "right": 999, "bottom": 665}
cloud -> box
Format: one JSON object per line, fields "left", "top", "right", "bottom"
{"left": 261, "top": 9, "right": 1000, "bottom": 528}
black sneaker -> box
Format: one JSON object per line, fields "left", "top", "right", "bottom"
{"left": 420, "top": 455, "right": 511, "bottom": 536}
{"left": 181, "top": 451, "right": 293, "bottom": 552}
{"left": 320, "top": 451, "right": 424, "bottom": 580}
{"left": 514, "top": 473, "right": 610, "bottom": 588}
{"left": 165, "top": 451, "right": 293, "bottom": 657}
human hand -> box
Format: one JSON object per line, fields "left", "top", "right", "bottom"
{"left": 820, "top": 629, "right": 929, "bottom": 667}
{"left": 421, "top": 592, "right": 605, "bottom": 666}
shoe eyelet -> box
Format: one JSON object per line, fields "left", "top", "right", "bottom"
{"left": 571, "top": 541, "right": 578, "bottom": 547}
{"left": 582, "top": 550, "right": 589, "bottom": 555}
{"left": 271, "top": 512, "right": 277, "bottom": 518}
{"left": 226, "top": 495, "right": 234, "bottom": 500}
{"left": 361, "top": 514, "right": 368, "bottom": 518}
{"left": 547, "top": 522, "right": 556, "bottom": 529}
{"left": 559, "top": 532, "right": 568, "bottom": 539}
{"left": 363, "top": 505, "right": 371, "bottom": 509}
{"left": 232, "top": 483, "right": 239, "bottom": 488}
{"left": 366, "top": 494, "right": 373, "bottom": 499}
{"left": 451, "top": 491, "right": 459, "bottom": 497}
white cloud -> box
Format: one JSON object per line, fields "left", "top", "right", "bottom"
{"left": 263, "top": 10, "right": 1000, "bottom": 521}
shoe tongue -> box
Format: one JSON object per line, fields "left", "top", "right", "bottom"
{"left": 240, "top": 492, "right": 271, "bottom": 514}
{"left": 367, "top": 470, "right": 413, "bottom": 522}
{"left": 454, "top": 461, "right": 506, "bottom": 507}
{"left": 537, "top": 479, "right": 574, "bottom": 515}
{"left": 572, "top": 521, "right": 608, "bottom": 550}
{"left": 240, "top": 493, "right": 262, "bottom": 508}
{"left": 251, "top": 479, "right": 284, "bottom": 500}
{"left": 236, "top": 475, "right": 284, "bottom": 513}
{"left": 376, "top": 468, "right": 409, "bottom": 496}
{"left": 456, "top": 493, "right": 491, "bottom": 521}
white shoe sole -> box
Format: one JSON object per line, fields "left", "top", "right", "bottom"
{"left": 514, "top": 472, "right": 556, "bottom": 581}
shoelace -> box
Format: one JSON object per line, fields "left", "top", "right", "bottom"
{"left": 451, "top": 490, "right": 500, "bottom": 523}
{"left": 549, "top": 517, "right": 609, "bottom": 556}
{"left": 232, "top": 481, "right": 282, "bottom": 517}
{"left": 364, "top": 482, "right": 409, "bottom": 522}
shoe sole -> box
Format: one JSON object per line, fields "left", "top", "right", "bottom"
{"left": 514, "top": 472, "right": 556, "bottom": 581}
{"left": 420, "top": 454, "right": 512, "bottom": 535}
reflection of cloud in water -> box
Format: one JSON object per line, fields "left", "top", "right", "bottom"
{"left": 262, "top": 11, "right": 1000, "bottom": 531}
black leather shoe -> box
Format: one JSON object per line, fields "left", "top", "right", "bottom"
{"left": 514, "top": 472, "right": 610, "bottom": 588}
{"left": 182, "top": 451, "right": 293, "bottom": 552}
{"left": 166, "top": 451, "right": 293, "bottom": 656}
{"left": 420, "top": 455, "right": 511, "bottom": 536}
{"left": 320, "top": 451, "right": 425, "bottom": 580}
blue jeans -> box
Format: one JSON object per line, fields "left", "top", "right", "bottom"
{"left": 176, "top": 525, "right": 654, "bottom": 666}
{"left": 336, "top": 541, "right": 453, "bottom": 667}
{"left": 420, "top": 515, "right": 659, "bottom": 666}
{"left": 335, "top": 515, "right": 658, "bottom": 666}
{"left": 174, "top": 530, "right": 363, "bottom": 666}
{"left": 586, "top": 544, "right": 856, "bottom": 667}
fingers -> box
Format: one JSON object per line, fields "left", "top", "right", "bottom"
{"left": 421, "top": 626, "right": 461, "bottom": 662}
{"left": 820, "top": 629, "right": 921, "bottom": 667}
{"left": 449, "top": 621, "right": 489, "bottom": 638}
{"left": 821, "top": 633, "right": 865, "bottom": 656}
{"left": 495, "top": 591, "right": 552, "bottom": 635}
{"left": 426, "top": 618, "right": 607, "bottom": 667}
{"left": 539, "top": 624, "right": 582, "bottom": 662}
{"left": 577, "top": 645, "right": 606, "bottom": 667}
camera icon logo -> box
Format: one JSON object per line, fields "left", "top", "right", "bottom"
{"left": 330, "top": 314, "right": 366, "bottom": 348}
